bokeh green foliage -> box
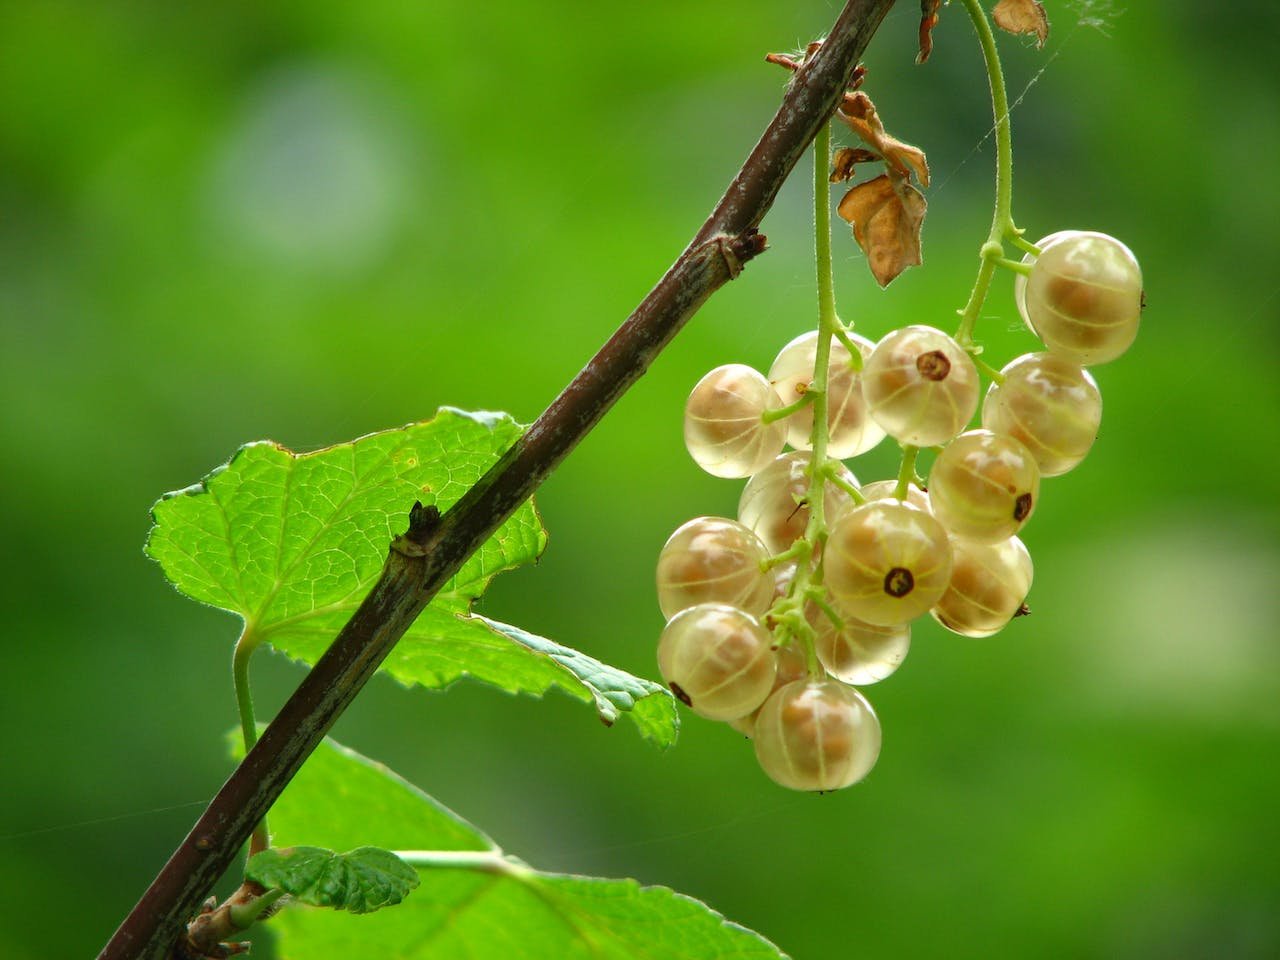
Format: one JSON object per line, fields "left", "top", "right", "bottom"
{"left": 1, "top": 2, "right": 1277, "bottom": 958}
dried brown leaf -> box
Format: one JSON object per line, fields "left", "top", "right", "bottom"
{"left": 836, "top": 173, "right": 927, "bottom": 287}
{"left": 838, "top": 91, "right": 930, "bottom": 187}
{"left": 918, "top": 0, "right": 942, "bottom": 63}
{"left": 830, "top": 147, "right": 879, "bottom": 184}
{"left": 992, "top": 0, "right": 1049, "bottom": 47}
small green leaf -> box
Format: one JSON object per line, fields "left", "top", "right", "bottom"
{"left": 476, "top": 616, "right": 678, "bottom": 745}
{"left": 246, "top": 846, "right": 419, "bottom": 915}
{"left": 260, "top": 737, "right": 788, "bottom": 959}
{"left": 150, "top": 408, "right": 676, "bottom": 743}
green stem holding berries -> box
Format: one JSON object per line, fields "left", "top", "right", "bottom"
{"left": 807, "top": 119, "right": 838, "bottom": 514}
{"left": 893, "top": 444, "right": 920, "bottom": 501}
{"left": 955, "top": 0, "right": 1022, "bottom": 349}
{"left": 765, "top": 118, "right": 845, "bottom": 677}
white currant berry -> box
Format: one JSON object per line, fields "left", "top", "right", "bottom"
{"left": 1014, "top": 231, "right": 1080, "bottom": 324}
{"left": 655, "top": 517, "right": 774, "bottom": 620}
{"left": 861, "top": 326, "right": 980, "bottom": 446}
{"left": 729, "top": 642, "right": 811, "bottom": 737}
{"left": 1023, "top": 231, "right": 1143, "bottom": 365}
{"left": 753, "top": 679, "right": 881, "bottom": 791}
{"left": 982, "top": 352, "right": 1102, "bottom": 477}
{"left": 657, "top": 604, "right": 777, "bottom": 721}
{"left": 931, "top": 536, "right": 1034, "bottom": 638}
{"left": 857, "top": 478, "right": 932, "bottom": 513}
{"left": 737, "top": 451, "right": 855, "bottom": 554}
{"left": 683, "top": 364, "right": 789, "bottom": 478}
{"left": 768, "top": 330, "right": 885, "bottom": 458}
{"left": 824, "top": 500, "right": 954, "bottom": 626}
{"left": 928, "top": 429, "right": 1040, "bottom": 544}
{"left": 807, "top": 601, "right": 910, "bottom": 686}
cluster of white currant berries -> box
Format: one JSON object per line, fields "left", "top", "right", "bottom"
{"left": 656, "top": 230, "right": 1143, "bottom": 792}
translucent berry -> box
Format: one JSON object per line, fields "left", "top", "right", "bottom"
{"left": 931, "top": 536, "right": 1034, "bottom": 638}
{"left": 982, "top": 352, "right": 1102, "bottom": 477}
{"left": 807, "top": 601, "right": 910, "bottom": 686}
{"left": 768, "top": 331, "right": 885, "bottom": 458}
{"left": 770, "top": 562, "right": 798, "bottom": 602}
{"left": 824, "top": 500, "right": 954, "bottom": 626}
{"left": 928, "top": 429, "right": 1040, "bottom": 544}
{"left": 729, "top": 642, "right": 811, "bottom": 737}
{"left": 1023, "top": 231, "right": 1143, "bottom": 365}
{"left": 655, "top": 517, "right": 774, "bottom": 621}
{"left": 857, "top": 479, "right": 931, "bottom": 513}
{"left": 738, "top": 451, "right": 855, "bottom": 554}
{"left": 753, "top": 679, "right": 881, "bottom": 791}
{"left": 657, "top": 604, "right": 777, "bottom": 721}
{"left": 683, "top": 364, "right": 788, "bottom": 478}
{"left": 861, "top": 326, "right": 980, "bottom": 446}
{"left": 1014, "top": 230, "right": 1079, "bottom": 323}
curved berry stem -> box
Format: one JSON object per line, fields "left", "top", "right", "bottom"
{"left": 971, "top": 353, "right": 1006, "bottom": 384}
{"left": 954, "top": 0, "right": 1020, "bottom": 350}
{"left": 831, "top": 324, "right": 865, "bottom": 372}
{"left": 761, "top": 389, "right": 816, "bottom": 423}
{"left": 822, "top": 462, "right": 865, "bottom": 504}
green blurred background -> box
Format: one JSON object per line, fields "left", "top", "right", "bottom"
{"left": 2, "top": 1, "right": 1277, "bottom": 957}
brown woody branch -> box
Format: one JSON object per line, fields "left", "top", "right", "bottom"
{"left": 98, "top": 2, "right": 899, "bottom": 957}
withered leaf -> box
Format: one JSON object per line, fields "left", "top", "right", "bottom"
{"left": 830, "top": 147, "right": 879, "bottom": 184}
{"left": 992, "top": 0, "right": 1049, "bottom": 47}
{"left": 918, "top": 0, "right": 942, "bottom": 63}
{"left": 837, "top": 173, "right": 927, "bottom": 288}
{"left": 838, "top": 91, "right": 930, "bottom": 187}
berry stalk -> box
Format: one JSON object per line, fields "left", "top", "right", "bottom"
{"left": 769, "top": 119, "right": 844, "bottom": 677}
{"left": 954, "top": 0, "right": 1020, "bottom": 349}
{"left": 805, "top": 118, "right": 839, "bottom": 534}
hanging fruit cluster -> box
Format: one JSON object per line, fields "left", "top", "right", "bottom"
{"left": 654, "top": 4, "right": 1142, "bottom": 792}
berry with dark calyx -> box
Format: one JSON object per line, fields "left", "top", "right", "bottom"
{"left": 861, "top": 325, "right": 980, "bottom": 446}
{"left": 738, "top": 451, "right": 855, "bottom": 554}
{"left": 684, "top": 364, "right": 789, "bottom": 478}
{"left": 768, "top": 330, "right": 885, "bottom": 458}
{"left": 655, "top": 517, "right": 774, "bottom": 620}
{"left": 824, "top": 500, "right": 954, "bottom": 626}
{"left": 931, "top": 536, "right": 1034, "bottom": 638}
{"left": 753, "top": 679, "right": 882, "bottom": 791}
{"left": 982, "top": 352, "right": 1102, "bottom": 477}
{"left": 657, "top": 604, "right": 777, "bottom": 721}
{"left": 1022, "top": 231, "right": 1143, "bottom": 365}
{"left": 807, "top": 601, "right": 910, "bottom": 685}
{"left": 928, "top": 429, "right": 1040, "bottom": 543}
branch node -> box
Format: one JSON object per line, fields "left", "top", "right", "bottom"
{"left": 392, "top": 501, "right": 442, "bottom": 557}
{"left": 715, "top": 231, "right": 767, "bottom": 279}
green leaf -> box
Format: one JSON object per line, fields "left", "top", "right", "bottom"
{"left": 230, "top": 731, "right": 493, "bottom": 853}
{"left": 261, "top": 737, "right": 787, "bottom": 959}
{"left": 149, "top": 408, "right": 676, "bottom": 743}
{"left": 246, "top": 846, "right": 419, "bottom": 915}
{"left": 475, "top": 617, "right": 677, "bottom": 743}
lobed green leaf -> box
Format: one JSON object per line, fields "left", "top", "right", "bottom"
{"left": 245, "top": 846, "right": 419, "bottom": 915}
{"left": 150, "top": 408, "right": 676, "bottom": 743}
{"left": 259, "top": 737, "right": 787, "bottom": 959}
